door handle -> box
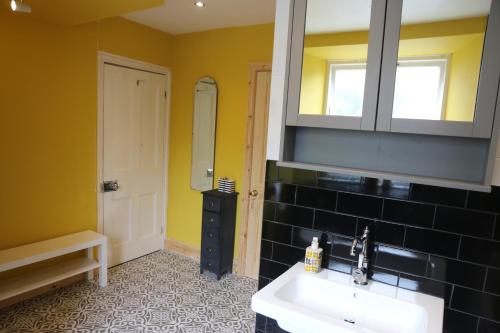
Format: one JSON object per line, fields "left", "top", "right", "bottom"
{"left": 103, "top": 180, "right": 120, "bottom": 192}
{"left": 249, "top": 190, "right": 258, "bottom": 197}
{"left": 206, "top": 169, "right": 214, "bottom": 177}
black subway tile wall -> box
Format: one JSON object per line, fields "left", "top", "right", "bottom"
{"left": 256, "top": 161, "right": 500, "bottom": 333}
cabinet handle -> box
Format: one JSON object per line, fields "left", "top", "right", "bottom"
{"left": 210, "top": 202, "right": 215, "bottom": 207}
{"left": 208, "top": 262, "right": 212, "bottom": 267}
{"left": 210, "top": 217, "right": 215, "bottom": 223}
{"left": 209, "top": 233, "right": 213, "bottom": 238}
{"left": 208, "top": 248, "right": 213, "bottom": 253}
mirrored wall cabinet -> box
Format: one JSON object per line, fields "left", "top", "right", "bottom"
{"left": 278, "top": 0, "right": 500, "bottom": 191}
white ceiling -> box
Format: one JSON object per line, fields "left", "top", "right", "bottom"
{"left": 306, "top": 0, "right": 492, "bottom": 34}
{"left": 123, "top": 0, "right": 276, "bottom": 35}
{"left": 306, "top": 0, "right": 372, "bottom": 34}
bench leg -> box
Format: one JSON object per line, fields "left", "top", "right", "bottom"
{"left": 86, "top": 247, "right": 94, "bottom": 281}
{"left": 98, "top": 242, "right": 108, "bottom": 287}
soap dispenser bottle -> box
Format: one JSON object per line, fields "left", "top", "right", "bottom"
{"left": 304, "top": 237, "right": 323, "bottom": 273}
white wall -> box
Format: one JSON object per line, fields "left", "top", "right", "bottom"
{"left": 266, "top": 0, "right": 291, "bottom": 160}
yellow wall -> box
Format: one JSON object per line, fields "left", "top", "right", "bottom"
{"left": 167, "top": 24, "right": 274, "bottom": 251}
{"left": 304, "top": 17, "right": 486, "bottom": 48}
{"left": 0, "top": 8, "right": 274, "bottom": 264}
{"left": 300, "top": 18, "right": 485, "bottom": 120}
{"left": 0, "top": 12, "right": 98, "bottom": 250}
{"left": 98, "top": 17, "right": 172, "bottom": 67}
{"left": 300, "top": 53, "right": 327, "bottom": 115}
{"left": 0, "top": 12, "right": 172, "bottom": 251}
{"left": 445, "top": 35, "right": 484, "bottom": 121}
{"left": 0, "top": 8, "right": 485, "bottom": 261}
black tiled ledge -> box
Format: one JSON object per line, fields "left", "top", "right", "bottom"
{"left": 256, "top": 161, "right": 500, "bottom": 333}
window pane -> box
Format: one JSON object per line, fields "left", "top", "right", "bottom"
{"left": 393, "top": 66, "right": 442, "bottom": 120}
{"left": 330, "top": 68, "right": 366, "bottom": 117}
{"left": 394, "top": 0, "right": 489, "bottom": 123}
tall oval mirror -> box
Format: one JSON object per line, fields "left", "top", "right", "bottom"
{"left": 191, "top": 77, "right": 218, "bottom": 191}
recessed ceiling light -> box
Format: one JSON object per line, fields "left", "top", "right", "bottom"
{"left": 10, "top": 0, "right": 32, "bottom": 13}
{"left": 194, "top": 1, "right": 206, "bottom": 7}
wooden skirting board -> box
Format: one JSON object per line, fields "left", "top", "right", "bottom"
{"left": 164, "top": 238, "right": 239, "bottom": 273}
{"left": 164, "top": 238, "right": 200, "bottom": 261}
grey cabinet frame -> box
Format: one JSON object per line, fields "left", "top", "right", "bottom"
{"left": 285, "top": 0, "right": 387, "bottom": 131}
{"left": 376, "top": 0, "right": 500, "bottom": 138}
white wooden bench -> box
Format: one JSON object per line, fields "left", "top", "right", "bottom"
{"left": 0, "top": 230, "right": 107, "bottom": 302}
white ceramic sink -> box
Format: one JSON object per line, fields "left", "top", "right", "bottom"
{"left": 252, "top": 263, "right": 444, "bottom": 333}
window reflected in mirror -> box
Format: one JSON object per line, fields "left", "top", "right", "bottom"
{"left": 393, "top": 57, "right": 448, "bottom": 120}
{"left": 326, "top": 62, "right": 366, "bottom": 117}
{"left": 299, "top": 0, "right": 491, "bottom": 123}
{"left": 299, "top": 0, "right": 372, "bottom": 117}
{"left": 393, "top": 0, "right": 491, "bottom": 122}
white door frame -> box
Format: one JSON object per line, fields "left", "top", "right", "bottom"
{"left": 96, "top": 51, "right": 171, "bottom": 245}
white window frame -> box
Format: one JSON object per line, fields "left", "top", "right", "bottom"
{"left": 394, "top": 55, "right": 450, "bottom": 121}
{"left": 325, "top": 55, "right": 450, "bottom": 120}
{"left": 325, "top": 60, "right": 367, "bottom": 116}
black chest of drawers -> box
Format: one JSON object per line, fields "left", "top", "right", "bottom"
{"left": 200, "top": 189, "right": 238, "bottom": 280}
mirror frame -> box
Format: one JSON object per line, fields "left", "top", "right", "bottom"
{"left": 377, "top": 0, "right": 500, "bottom": 138}
{"left": 283, "top": 0, "right": 500, "bottom": 139}
{"left": 285, "top": 0, "right": 387, "bottom": 131}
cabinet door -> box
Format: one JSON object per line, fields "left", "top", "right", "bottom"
{"left": 377, "top": 0, "right": 500, "bottom": 138}
{"left": 285, "top": 0, "right": 386, "bottom": 131}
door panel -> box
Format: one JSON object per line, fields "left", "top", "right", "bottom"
{"left": 139, "top": 74, "right": 164, "bottom": 170}
{"left": 107, "top": 197, "right": 132, "bottom": 243}
{"left": 103, "top": 64, "right": 166, "bottom": 267}
{"left": 138, "top": 192, "right": 157, "bottom": 238}
{"left": 244, "top": 69, "right": 272, "bottom": 278}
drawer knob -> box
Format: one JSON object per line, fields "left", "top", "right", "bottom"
{"left": 209, "top": 233, "right": 213, "bottom": 238}
{"left": 208, "top": 248, "right": 213, "bottom": 253}
{"left": 210, "top": 217, "right": 214, "bottom": 223}
{"left": 208, "top": 262, "right": 212, "bottom": 267}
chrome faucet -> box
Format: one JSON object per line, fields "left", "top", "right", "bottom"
{"left": 350, "top": 226, "right": 370, "bottom": 285}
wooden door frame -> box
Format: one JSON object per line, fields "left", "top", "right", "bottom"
{"left": 96, "top": 52, "right": 171, "bottom": 244}
{"left": 236, "top": 62, "right": 272, "bottom": 277}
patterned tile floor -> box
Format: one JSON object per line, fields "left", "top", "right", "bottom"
{"left": 0, "top": 251, "right": 257, "bottom": 333}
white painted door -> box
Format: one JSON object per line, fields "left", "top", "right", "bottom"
{"left": 103, "top": 64, "right": 167, "bottom": 267}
